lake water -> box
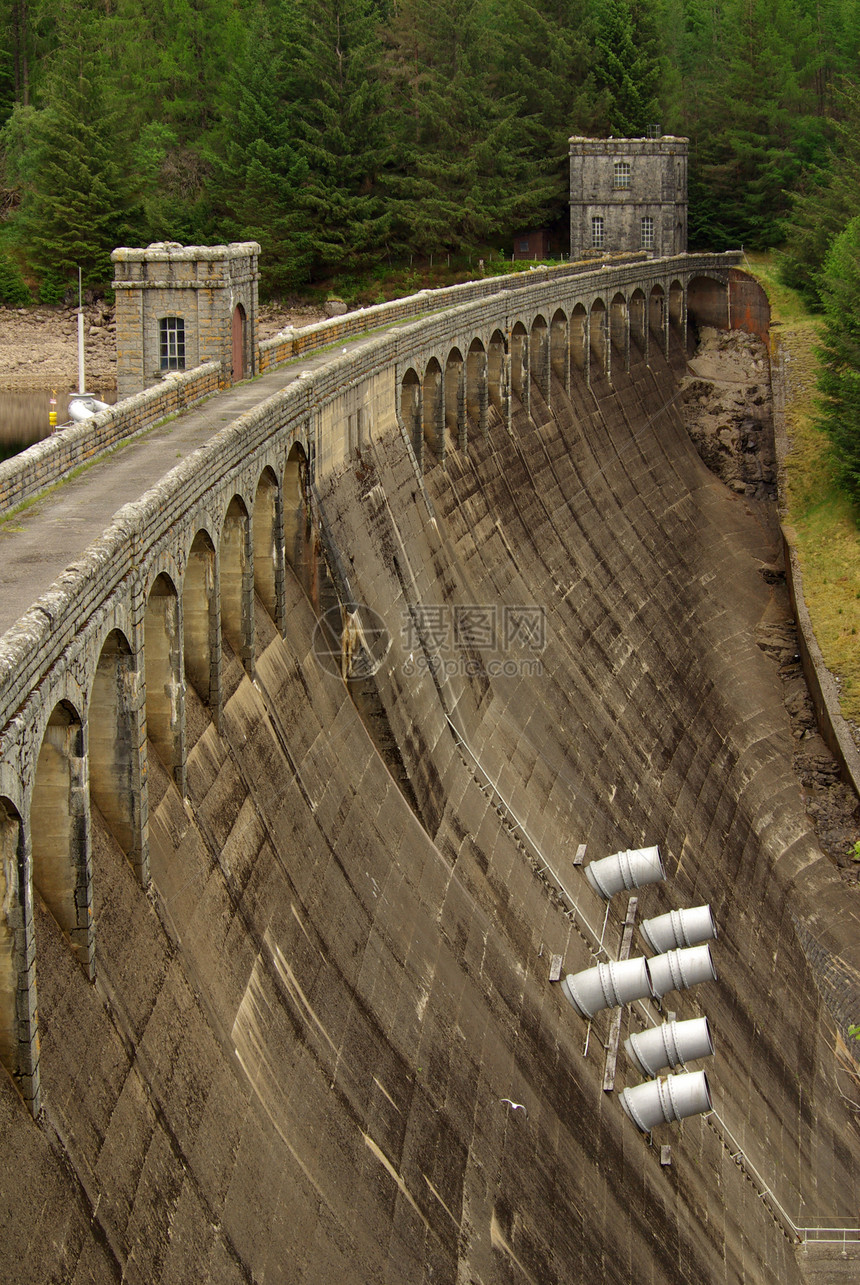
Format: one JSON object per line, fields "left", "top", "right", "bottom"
{"left": 0, "top": 386, "right": 116, "bottom": 462}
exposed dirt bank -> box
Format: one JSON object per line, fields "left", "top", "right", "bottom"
{"left": 0, "top": 301, "right": 328, "bottom": 392}
{"left": 682, "top": 326, "right": 776, "bottom": 502}
{"left": 683, "top": 327, "right": 860, "bottom": 879}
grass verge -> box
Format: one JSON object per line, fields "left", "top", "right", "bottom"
{"left": 745, "top": 252, "right": 860, "bottom": 722}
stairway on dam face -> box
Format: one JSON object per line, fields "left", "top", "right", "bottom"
{"left": 2, "top": 327, "right": 859, "bottom": 1284}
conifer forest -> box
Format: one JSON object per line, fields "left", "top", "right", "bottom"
{"left": 0, "top": 0, "right": 857, "bottom": 308}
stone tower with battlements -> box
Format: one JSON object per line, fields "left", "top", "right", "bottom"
{"left": 569, "top": 136, "right": 688, "bottom": 261}
{"left": 111, "top": 241, "right": 260, "bottom": 399}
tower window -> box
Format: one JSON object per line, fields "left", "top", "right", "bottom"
{"left": 591, "top": 216, "right": 605, "bottom": 249}
{"left": 641, "top": 217, "right": 655, "bottom": 250}
{"left": 613, "top": 161, "right": 631, "bottom": 189}
{"left": 159, "top": 316, "right": 185, "bottom": 371}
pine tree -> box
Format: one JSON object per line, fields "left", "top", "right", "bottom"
{"left": 591, "top": 0, "right": 662, "bottom": 137}
{"left": 382, "top": 0, "right": 553, "bottom": 255}
{"left": 481, "top": 0, "right": 604, "bottom": 228}
{"left": 13, "top": 1, "right": 134, "bottom": 294}
{"left": 213, "top": 10, "right": 313, "bottom": 293}
{"left": 217, "top": 0, "right": 392, "bottom": 286}
{"left": 817, "top": 214, "right": 860, "bottom": 502}
{"left": 781, "top": 80, "right": 860, "bottom": 307}
{"left": 283, "top": 0, "right": 393, "bottom": 275}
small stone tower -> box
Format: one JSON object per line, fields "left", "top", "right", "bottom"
{"left": 111, "top": 241, "right": 260, "bottom": 399}
{"left": 569, "top": 137, "right": 688, "bottom": 261}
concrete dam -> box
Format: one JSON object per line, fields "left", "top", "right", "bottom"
{"left": 0, "top": 254, "right": 858, "bottom": 1284}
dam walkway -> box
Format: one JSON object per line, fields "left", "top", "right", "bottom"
{"left": 0, "top": 322, "right": 403, "bottom": 641}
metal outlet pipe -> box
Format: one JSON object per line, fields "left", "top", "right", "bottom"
{"left": 560, "top": 957, "right": 653, "bottom": 1018}
{"left": 640, "top": 905, "right": 717, "bottom": 954}
{"left": 584, "top": 845, "right": 666, "bottom": 900}
{"left": 620, "top": 1070, "right": 713, "bottom": 1132}
{"left": 647, "top": 944, "right": 717, "bottom": 999}
{"left": 624, "top": 1016, "right": 714, "bottom": 1077}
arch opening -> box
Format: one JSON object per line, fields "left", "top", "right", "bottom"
{"left": 221, "top": 497, "right": 252, "bottom": 667}
{"left": 510, "top": 324, "right": 528, "bottom": 402}
{"left": 31, "top": 701, "right": 93, "bottom": 976}
{"left": 0, "top": 798, "right": 25, "bottom": 1081}
{"left": 183, "top": 532, "right": 218, "bottom": 709}
{"left": 610, "top": 293, "right": 628, "bottom": 354}
{"left": 145, "top": 573, "right": 184, "bottom": 782}
{"left": 589, "top": 300, "right": 607, "bottom": 377}
{"left": 530, "top": 315, "right": 549, "bottom": 401}
{"left": 687, "top": 275, "right": 729, "bottom": 331}
{"left": 649, "top": 285, "right": 665, "bottom": 339}
{"left": 253, "top": 468, "right": 282, "bottom": 628}
{"left": 400, "top": 369, "right": 422, "bottom": 462}
{"left": 466, "top": 339, "right": 486, "bottom": 431}
{"left": 90, "top": 629, "right": 138, "bottom": 862}
{"left": 630, "top": 290, "right": 647, "bottom": 354}
{"left": 422, "top": 360, "right": 444, "bottom": 460}
{"left": 570, "top": 304, "right": 588, "bottom": 372}
{"left": 444, "top": 348, "right": 464, "bottom": 452}
{"left": 284, "top": 443, "right": 317, "bottom": 602}
{"left": 487, "top": 331, "right": 506, "bottom": 414}
{"left": 551, "top": 309, "right": 568, "bottom": 387}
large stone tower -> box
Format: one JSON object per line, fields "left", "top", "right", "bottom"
{"left": 569, "top": 136, "right": 688, "bottom": 260}
{"left": 111, "top": 241, "right": 260, "bottom": 399}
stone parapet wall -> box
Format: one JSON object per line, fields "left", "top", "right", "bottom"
{"left": 257, "top": 251, "right": 659, "bottom": 371}
{"left": 0, "top": 362, "right": 221, "bottom": 519}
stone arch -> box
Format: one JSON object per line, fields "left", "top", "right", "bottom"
{"left": 487, "top": 330, "right": 507, "bottom": 417}
{"left": 220, "top": 496, "right": 254, "bottom": 669}
{"left": 630, "top": 289, "right": 647, "bottom": 355}
{"left": 649, "top": 284, "right": 666, "bottom": 340}
{"left": 183, "top": 530, "right": 220, "bottom": 715}
{"left": 89, "top": 628, "right": 144, "bottom": 876}
{"left": 530, "top": 314, "right": 549, "bottom": 401}
{"left": 551, "top": 309, "right": 569, "bottom": 390}
{"left": 400, "top": 368, "right": 422, "bottom": 463}
{"left": 610, "top": 292, "right": 627, "bottom": 351}
{"left": 687, "top": 274, "right": 729, "bottom": 330}
{"left": 253, "top": 467, "right": 285, "bottom": 632}
{"left": 466, "top": 338, "right": 487, "bottom": 433}
{"left": 444, "top": 347, "right": 464, "bottom": 452}
{"left": 31, "top": 700, "right": 94, "bottom": 978}
{"left": 0, "top": 797, "right": 33, "bottom": 1103}
{"left": 422, "top": 359, "right": 444, "bottom": 461}
{"left": 589, "top": 299, "right": 607, "bottom": 378}
{"left": 570, "top": 304, "right": 588, "bottom": 373}
{"left": 610, "top": 292, "right": 629, "bottom": 372}
{"left": 669, "top": 279, "right": 684, "bottom": 328}
{"left": 283, "top": 442, "right": 314, "bottom": 598}
{"left": 145, "top": 573, "right": 185, "bottom": 789}
{"left": 510, "top": 323, "right": 528, "bottom": 408}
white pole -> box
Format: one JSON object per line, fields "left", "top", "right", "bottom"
{"left": 77, "top": 267, "right": 85, "bottom": 394}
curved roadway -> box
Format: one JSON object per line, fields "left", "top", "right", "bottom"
{"left": 0, "top": 327, "right": 400, "bottom": 639}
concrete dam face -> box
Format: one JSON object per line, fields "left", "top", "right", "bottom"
{"left": 1, "top": 272, "right": 858, "bottom": 1284}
